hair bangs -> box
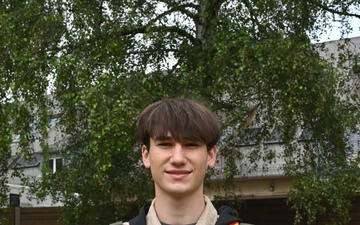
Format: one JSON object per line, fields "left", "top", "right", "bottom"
{"left": 137, "top": 98, "right": 221, "bottom": 151}
{"left": 148, "top": 106, "right": 204, "bottom": 143}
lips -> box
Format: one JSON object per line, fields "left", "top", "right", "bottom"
{"left": 165, "top": 170, "right": 192, "bottom": 180}
{"left": 166, "top": 170, "right": 191, "bottom": 175}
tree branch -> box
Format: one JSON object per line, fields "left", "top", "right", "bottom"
{"left": 114, "top": 2, "right": 201, "bottom": 45}
{"left": 159, "top": 0, "right": 198, "bottom": 11}
{"left": 125, "top": 48, "right": 179, "bottom": 55}
{"left": 310, "top": 1, "right": 360, "bottom": 19}
{"left": 213, "top": 0, "right": 228, "bottom": 9}
{"left": 148, "top": 3, "right": 198, "bottom": 24}
{"left": 120, "top": 25, "right": 198, "bottom": 45}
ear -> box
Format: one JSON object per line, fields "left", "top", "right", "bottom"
{"left": 142, "top": 145, "right": 151, "bottom": 168}
{"left": 207, "top": 145, "right": 217, "bottom": 168}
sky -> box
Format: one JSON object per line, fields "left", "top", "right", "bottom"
{"left": 317, "top": 17, "right": 360, "bottom": 42}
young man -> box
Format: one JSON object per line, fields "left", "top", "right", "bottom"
{"left": 117, "top": 98, "right": 247, "bottom": 225}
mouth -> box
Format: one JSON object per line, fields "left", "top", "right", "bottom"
{"left": 165, "top": 170, "right": 191, "bottom": 180}
{"left": 166, "top": 170, "right": 191, "bottom": 175}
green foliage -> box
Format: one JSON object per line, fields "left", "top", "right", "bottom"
{"left": 1, "top": 0, "right": 360, "bottom": 224}
{"left": 0, "top": 106, "right": 11, "bottom": 209}
{"left": 288, "top": 167, "right": 360, "bottom": 225}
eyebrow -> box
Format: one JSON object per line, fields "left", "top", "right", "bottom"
{"left": 153, "top": 136, "right": 174, "bottom": 141}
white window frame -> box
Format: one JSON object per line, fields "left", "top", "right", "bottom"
{"left": 49, "top": 157, "right": 63, "bottom": 173}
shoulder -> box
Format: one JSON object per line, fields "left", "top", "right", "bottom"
{"left": 110, "top": 222, "right": 129, "bottom": 225}
{"left": 109, "top": 221, "right": 130, "bottom": 225}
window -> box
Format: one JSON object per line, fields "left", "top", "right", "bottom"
{"left": 266, "top": 125, "right": 285, "bottom": 144}
{"left": 49, "top": 158, "right": 63, "bottom": 173}
{"left": 237, "top": 128, "right": 262, "bottom": 146}
{"left": 348, "top": 57, "right": 360, "bottom": 76}
{"left": 298, "top": 126, "right": 313, "bottom": 142}
{"left": 10, "top": 194, "right": 20, "bottom": 207}
{"left": 11, "top": 134, "right": 20, "bottom": 144}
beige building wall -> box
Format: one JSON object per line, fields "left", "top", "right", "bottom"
{"left": 205, "top": 176, "right": 291, "bottom": 200}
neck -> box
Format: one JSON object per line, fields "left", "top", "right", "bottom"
{"left": 154, "top": 191, "right": 205, "bottom": 225}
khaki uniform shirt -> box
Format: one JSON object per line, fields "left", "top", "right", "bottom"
{"left": 111, "top": 196, "right": 252, "bottom": 225}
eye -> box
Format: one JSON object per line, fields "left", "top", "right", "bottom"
{"left": 184, "top": 142, "right": 200, "bottom": 148}
{"left": 157, "top": 142, "right": 173, "bottom": 147}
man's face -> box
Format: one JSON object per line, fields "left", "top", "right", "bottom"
{"left": 142, "top": 134, "right": 217, "bottom": 198}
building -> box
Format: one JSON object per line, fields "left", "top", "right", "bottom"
{"left": 204, "top": 36, "right": 360, "bottom": 200}
{"left": 6, "top": 37, "right": 360, "bottom": 209}
{"left": 7, "top": 115, "right": 63, "bottom": 207}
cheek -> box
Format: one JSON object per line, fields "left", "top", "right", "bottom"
{"left": 199, "top": 158, "right": 211, "bottom": 171}
{"left": 147, "top": 154, "right": 162, "bottom": 169}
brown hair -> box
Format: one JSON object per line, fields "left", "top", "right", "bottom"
{"left": 137, "top": 98, "right": 221, "bottom": 151}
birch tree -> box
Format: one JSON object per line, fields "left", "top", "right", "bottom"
{"left": 1, "top": 1, "right": 359, "bottom": 224}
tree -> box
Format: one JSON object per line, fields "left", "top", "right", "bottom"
{"left": 1, "top": 0, "right": 359, "bottom": 224}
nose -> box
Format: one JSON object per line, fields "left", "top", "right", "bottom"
{"left": 169, "top": 143, "right": 187, "bottom": 165}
